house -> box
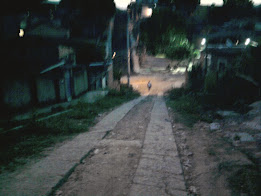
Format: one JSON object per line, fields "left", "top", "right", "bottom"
{"left": 0, "top": 36, "right": 80, "bottom": 108}
{"left": 199, "top": 29, "right": 253, "bottom": 75}
{"left": 0, "top": 0, "right": 115, "bottom": 111}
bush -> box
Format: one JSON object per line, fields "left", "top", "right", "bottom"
{"left": 168, "top": 87, "right": 188, "bottom": 100}
{"left": 108, "top": 84, "right": 139, "bottom": 98}
{"left": 0, "top": 85, "right": 140, "bottom": 173}
{"left": 204, "top": 72, "right": 217, "bottom": 93}
{"left": 187, "top": 65, "right": 204, "bottom": 91}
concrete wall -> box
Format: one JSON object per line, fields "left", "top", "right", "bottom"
{"left": 36, "top": 77, "right": 56, "bottom": 103}
{"left": 3, "top": 79, "right": 31, "bottom": 107}
{"left": 80, "top": 90, "right": 109, "bottom": 103}
{"left": 73, "top": 70, "right": 88, "bottom": 96}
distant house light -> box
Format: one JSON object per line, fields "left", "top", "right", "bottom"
{"left": 251, "top": 41, "right": 258, "bottom": 47}
{"left": 201, "top": 38, "right": 206, "bottom": 45}
{"left": 112, "top": 52, "right": 116, "bottom": 59}
{"left": 19, "top": 29, "right": 24, "bottom": 37}
{"left": 141, "top": 7, "right": 153, "bottom": 18}
{"left": 245, "top": 38, "right": 251, "bottom": 46}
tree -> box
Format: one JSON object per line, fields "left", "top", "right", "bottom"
{"left": 140, "top": 8, "right": 195, "bottom": 61}
{"left": 60, "top": 0, "right": 116, "bottom": 18}
{"left": 1, "top": 0, "right": 44, "bottom": 14}
{"left": 174, "top": 0, "right": 200, "bottom": 14}
{"left": 223, "top": 0, "right": 253, "bottom": 8}
{"left": 140, "top": 8, "right": 187, "bottom": 55}
{"left": 163, "top": 29, "right": 194, "bottom": 60}
{"left": 208, "top": 0, "right": 254, "bottom": 24}
{"left": 158, "top": 0, "right": 200, "bottom": 14}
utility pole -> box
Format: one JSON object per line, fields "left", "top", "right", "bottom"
{"left": 127, "top": 11, "right": 131, "bottom": 87}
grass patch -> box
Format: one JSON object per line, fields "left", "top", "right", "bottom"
{"left": 207, "top": 148, "right": 217, "bottom": 156}
{"left": 0, "top": 85, "right": 139, "bottom": 173}
{"left": 218, "top": 161, "right": 261, "bottom": 196}
{"left": 166, "top": 88, "right": 214, "bottom": 127}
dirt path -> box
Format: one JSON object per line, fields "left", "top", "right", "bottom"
{"left": 56, "top": 97, "right": 154, "bottom": 195}
{"left": 121, "top": 55, "right": 186, "bottom": 96}
{"left": 56, "top": 96, "right": 187, "bottom": 196}
{"left": 0, "top": 97, "right": 145, "bottom": 196}
{"left": 0, "top": 55, "right": 188, "bottom": 196}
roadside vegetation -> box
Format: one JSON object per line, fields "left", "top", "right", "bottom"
{"left": 166, "top": 45, "right": 260, "bottom": 127}
{"left": 166, "top": 49, "right": 261, "bottom": 195}
{"left": 0, "top": 85, "right": 139, "bottom": 173}
{"left": 218, "top": 161, "right": 261, "bottom": 196}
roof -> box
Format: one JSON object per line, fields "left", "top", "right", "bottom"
{"left": 40, "top": 60, "right": 65, "bottom": 74}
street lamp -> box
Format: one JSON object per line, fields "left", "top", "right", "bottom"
{"left": 201, "top": 38, "right": 206, "bottom": 46}
{"left": 245, "top": 38, "right": 251, "bottom": 46}
{"left": 19, "top": 29, "right": 24, "bottom": 37}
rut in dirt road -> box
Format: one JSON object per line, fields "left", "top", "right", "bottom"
{"left": 57, "top": 96, "right": 186, "bottom": 196}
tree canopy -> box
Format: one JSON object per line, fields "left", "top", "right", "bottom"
{"left": 1, "top": 0, "right": 44, "bottom": 14}
{"left": 208, "top": 0, "right": 254, "bottom": 24}
{"left": 140, "top": 8, "right": 194, "bottom": 60}
{"left": 158, "top": 0, "right": 200, "bottom": 14}
{"left": 223, "top": 0, "right": 253, "bottom": 8}
{"left": 59, "top": 0, "right": 116, "bottom": 18}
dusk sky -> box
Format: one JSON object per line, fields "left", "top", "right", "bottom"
{"left": 48, "top": 0, "right": 261, "bottom": 10}
{"left": 115, "top": 0, "right": 261, "bottom": 9}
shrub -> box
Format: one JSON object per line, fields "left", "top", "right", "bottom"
{"left": 187, "top": 65, "right": 204, "bottom": 91}
{"left": 168, "top": 87, "right": 187, "bottom": 100}
{"left": 204, "top": 72, "right": 217, "bottom": 93}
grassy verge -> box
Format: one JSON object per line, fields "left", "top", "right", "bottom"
{"left": 0, "top": 85, "right": 139, "bottom": 173}
{"left": 166, "top": 87, "right": 216, "bottom": 127}
{"left": 165, "top": 86, "right": 252, "bottom": 127}
{"left": 218, "top": 161, "right": 261, "bottom": 196}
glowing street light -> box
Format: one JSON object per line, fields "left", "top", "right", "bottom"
{"left": 245, "top": 38, "right": 251, "bottom": 46}
{"left": 112, "top": 52, "right": 116, "bottom": 59}
{"left": 141, "top": 7, "right": 152, "bottom": 18}
{"left": 19, "top": 29, "right": 24, "bottom": 37}
{"left": 201, "top": 38, "right": 206, "bottom": 45}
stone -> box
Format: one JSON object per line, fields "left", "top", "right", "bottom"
{"left": 184, "top": 160, "right": 192, "bottom": 168}
{"left": 217, "top": 110, "right": 240, "bottom": 118}
{"left": 210, "top": 123, "right": 221, "bottom": 131}
{"left": 56, "top": 190, "right": 63, "bottom": 196}
{"left": 189, "top": 186, "right": 197, "bottom": 194}
{"left": 236, "top": 132, "right": 254, "bottom": 142}
{"left": 94, "top": 149, "right": 99, "bottom": 154}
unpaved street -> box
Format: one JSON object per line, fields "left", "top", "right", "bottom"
{"left": 56, "top": 56, "right": 187, "bottom": 196}
{"left": 57, "top": 96, "right": 186, "bottom": 196}
{"left": 121, "top": 56, "right": 186, "bottom": 96}
{"left": 57, "top": 97, "right": 154, "bottom": 195}
{"left": 54, "top": 55, "right": 186, "bottom": 195}
{"left": 0, "top": 55, "right": 187, "bottom": 196}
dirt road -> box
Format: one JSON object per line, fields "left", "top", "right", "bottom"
{"left": 0, "top": 55, "right": 187, "bottom": 196}
{"left": 55, "top": 56, "right": 187, "bottom": 195}
{"left": 56, "top": 96, "right": 186, "bottom": 196}
{"left": 121, "top": 56, "right": 186, "bottom": 96}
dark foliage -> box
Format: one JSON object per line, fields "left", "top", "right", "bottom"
{"left": 59, "top": 0, "right": 116, "bottom": 18}
{"left": 1, "top": 0, "right": 44, "bottom": 14}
